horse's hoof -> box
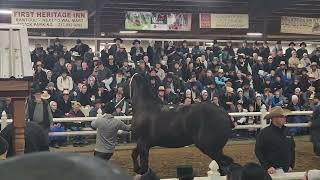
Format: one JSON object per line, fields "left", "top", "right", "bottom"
{"left": 139, "top": 167, "right": 148, "bottom": 175}
{"left": 134, "top": 167, "right": 141, "bottom": 174}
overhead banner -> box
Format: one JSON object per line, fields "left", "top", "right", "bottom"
{"left": 281, "top": 16, "right": 320, "bottom": 35}
{"left": 11, "top": 9, "right": 88, "bottom": 29}
{"left": 199, "top": 13, "right": 249, "bottom": 29}
{"left": 125, "top": 11, "right": 192, "bottom": 31}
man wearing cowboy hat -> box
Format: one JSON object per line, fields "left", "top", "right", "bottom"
{"left": 26, "top": 88, "right": 53, "bottom": 135}
{"left": 297, "top": 42, "right": 308, "bottom": 59}
{"left": 255, "top": 106, "right": 295, "bottom": 174}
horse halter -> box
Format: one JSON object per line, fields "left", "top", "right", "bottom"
{"left": 129, "top": 73, "right": 139, "bottom": 99}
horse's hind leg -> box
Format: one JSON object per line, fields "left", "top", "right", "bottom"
{"left": 196, "top": 145, "right": 234, "bottom": 175}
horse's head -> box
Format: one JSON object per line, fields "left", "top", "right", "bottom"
{"left": 123, "top": 73, "right": 157, "bottom": 105}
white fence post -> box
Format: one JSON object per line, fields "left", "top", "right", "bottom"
{"left": 260, "top": 105, "right": 267, "bottom": 129}
{"left": 207, "top": 160, "right": 224, "bottom": 180}
{"left": 1, "top": 111, "right": 8, "bottom": 130}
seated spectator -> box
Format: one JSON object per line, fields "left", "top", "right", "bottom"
{"left": 105, "top": 93, "right": 128, "bottom": 114}
{"left": 76, "top": 84, "right": 92, "bottom": 107}
{"left": 264, "top": 56, "right": 277, "bottom": 73}
{"left": 106, "top": 55, "right": 119, "bottom": 75}
{"left": 235, "top": 88, "right": 249, "bottom": 109}
{"left": 287, "top": 95, "right": 308, "bottom": 135}
{"left": 262, "top": 88, "right": 272, "bottom": 109}
{"left": 67, "top": 102, "right": 86, "bottom": 147}
{"left": 288, "top": 51, "right": 300, "bottom": 69}
{"left": 165, "top": 85, "right": 179, "bottom": 104}
{"left": 199, "top": 90, "right": 210, "bottom": 103}
{"left": 73, "top": 62, "right": 91, "bottom": 84}
{"left": 182, "top": 98, "right": 192, "bottom": 106}
{"left": 49, "top": 101, "right": 67, "bottom": 148}
{"left": 253, "top": 93, "right": 264, "bottom": 112}
{"left": 205, "top": 80, "right": 222, "bottom": 102}
{"left": 307, "top": 62, "right": 320, "bottom": 91}
{"left": 310, "top": 49, "right": 320, "bottom": 65}
{"left": 221, "top": 87, "right": 236, "bottom": 112}
{"left": 215, "top": 69, "right": 229, "bottom": 88}
{"left": 300, "top": 53, "right": 312, "bottom": 68}
{"left": 87, "top": 75, "right": 98, "bottom": 97}
{"left": 46, "top": 82, "right": 60, "bottom": 102}
{"left": 95, "top": 83, "right": 114, "bottom": 104}
{"left": 109, "top": 38, "right": 122, "bottom": 56}
{"left": 56, "top": 69, "right": 74, "bottom": 92}
{"left": 58, "top": 89, "right": 72, "bottom": 115}
{"left": 89, "top": 99, "right": 105, "bottom": 117}
{"left": 269, "top": 90, "right": 284, "bottom": 108}
{"left": 242, "top": 81, "right": 255, "bottom": 105}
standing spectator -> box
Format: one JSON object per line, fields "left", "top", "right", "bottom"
{"left": 31, "top": 43, "right": 46, "bottom": 63}
{"left": 285, "top": 42, "right": 296, "bottom": 60}
{"left": 260, "top": 41, "right": 270, "bottom": 60}
{"left": 130, "top": 40, "right": 144, "bottom": 64}
{"left": 311, "top": 49, "right": 320, "bottom": 66}
{"left": 219, "top": 47, "right": 230, "bottom": 64}
{"left": 91, "top": 114, "right": 131, "bottom": 160}
{"left": 33, "top": 62, "right": 47, "bottom": 90}
{"left": 56, "top": 69, "right": 74, "bottom": 92}
{"left": 224, "top": 40, "right": 235, "bottom": 58}
{"left": 62, "top": 46, "right": 72, "bottom": 63}
{"left": 115, "top": 45, "right": 128, "bottom": 67}
{"left": 100, "top": 44, "right": 109, "bottom": 62}
{"left": 274, "top": 49, "right": 286, "bottom": 66}
{"left": 26, "top": 88, "right": 53, "bottom": 136}
{"left": 255, "top": 107, "right": 295, "bottom": 174}
{"left": 272, "top": 40, "right": 282, "bottom": 54}
{"left": 237, "top": 40, "right": 250, "bottom": 58}
{"left": 297, "top": 42, "right": 308, "bottom": 59}
{"left": 191, "top": 41, "right": 203, "bottom": 58}
{"left": 250, "top": 41, "right": 260, "bottom": 57}
{"left": 70, "top": 39, "right": 90, "bottom": 57}
{"left": 109, "top": 38, "right": 122, "bottom": 56}
{"left": 212, "top": 40, "right": 221, "bottom": 58}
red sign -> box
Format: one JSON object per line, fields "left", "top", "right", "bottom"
{"left": 200, "top": 13, "right": 211, "bottom": 28}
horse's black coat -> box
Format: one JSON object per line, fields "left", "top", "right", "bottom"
{"left": 127, "top": 73, "right": 234, "bottom": 175}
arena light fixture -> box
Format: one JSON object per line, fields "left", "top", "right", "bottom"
{"left": 246, "top": 32, "right": 263, "bottom": 36}
{"left": 206, "top": 43, "right": 213, "bottom": 46}
{"left": 119, "top": 30, "right": 138, "bottom": 34}
{"left": 108, "top": 42, "right": 116, "bottom": 45}
{"left": 0, "top": 9, "right": 12, "bottom": 14}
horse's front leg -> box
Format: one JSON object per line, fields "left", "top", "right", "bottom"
{"left": 131, "top": 147, "right": 140, "bottom": 174}
{"left": 139, "top": 146, "right": 150, "bottom": 174}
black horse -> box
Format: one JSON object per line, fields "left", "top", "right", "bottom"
{"left": 126, "top": 73, "right": 234, "bottom": 175}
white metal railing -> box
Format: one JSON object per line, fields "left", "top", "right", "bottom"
{"left": 0, "top": 105, "right": 313, "bottom": 136}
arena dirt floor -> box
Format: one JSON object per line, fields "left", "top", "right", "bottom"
{"left": 53, "top": 137, "right": 320, "bottom": 178}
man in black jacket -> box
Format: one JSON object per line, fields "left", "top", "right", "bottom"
{"left": 255, "top": 107, "right": 295, "bottom": 174}
{"left": 0, "top": 122, "right": 49, "bottom": 157}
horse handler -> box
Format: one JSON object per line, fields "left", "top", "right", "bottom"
{"left": 255, "top": 106, "right": 295, "bottom": 174}
{"left": 91, "top": 114, "right": 131, "bottom": 160}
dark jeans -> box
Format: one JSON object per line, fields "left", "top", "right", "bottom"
{"left": 94, "top": 151, "right": 113, "bottom": 160}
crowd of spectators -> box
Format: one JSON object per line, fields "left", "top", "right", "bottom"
{"left": 1, "top": 38, "right": 320, "bottom": 146}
